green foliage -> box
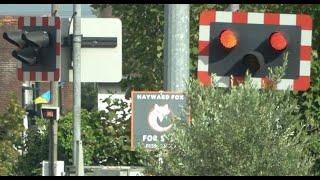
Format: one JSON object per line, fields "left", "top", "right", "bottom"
{"left": 267, "top": 52, "right": 288, "bottom": 87}
{"left": 0, "top": 141, "right": 20, "bottom": 176}
{"left": 101, "top": 4, "right": 165, "bottom": 91}
{"left": 0, "top": 95, "right": 25, "bottom": 176}
{"left": 140, "top": 53, "right": 316, "bottom": 175}
{"left": 56, "top": 97, "right": 140, "bottom": 166}
{"left": 15, "top": 95, "right": 143, "bottom": 175}
{"left": 15, "top": 121, "right": 49, "bottom": 176}
{"left": 0, "top": 94, "right": 25, "bottom": 144}
{"left": 142, "top": 77, "right": 315, "bottom": 176}
{"left": 296, "top": 51, "right": 320, "bottom": 175}
{"left": 81, "top": 83, "right": 98, "bottom": 111}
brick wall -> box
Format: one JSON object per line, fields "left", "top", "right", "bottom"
{"left": 60, "top": 82, "right": 73, "bottom": 113}
{"left": 0, "top": 16, "right": 73, "bottom": 115}
{"left": 0, "top": 16, "right": 22, "bottom": 114}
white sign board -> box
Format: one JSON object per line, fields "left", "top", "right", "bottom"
{"left": 42, "top": 161, "right": 65, "bottom": 176}
{"left": 68, "top": 18, "right": 122, "bottom": 83}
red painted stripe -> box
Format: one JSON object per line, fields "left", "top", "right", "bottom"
{"left": 296, "top": 14, "right": 313, "bottom": 30}
{"left": 232, "top": 76, "right": 245, "bottom": 86}
{"left": 264, "top": 13, "right": 280, "bottom": 25}
{"left": 199, "top": 10, "right": 216, "bottom": 25}
{"left": 55, "top": 17, "right": 60, "bottom": 29}
{"left": 197, "top": 71, "right": 211, "bottom": 86}
{"left": 300, "top": 46, "right": 312, "bottom": 61}
{"left": 261, "top": 77, "right": 274, "bottom": 89}
{"left": 198, "top": 41, "right": 210, "bottom": 56}
{"left": 30, "top": 17, "right": 36, "bottom": 26}
{"left": 294, "top": 76, "right": 310, "bottom": 91}
{"left": 232, "top": 12, "right": 247, "bottom": 24}
{"left": 18, "top": 17, "right": 24, "bottom": 29}
{"left": 56, "top": 43, "right": 61, "bottom": 55}
{"left": 42, "top": 17, "right": 49, "bottom": 26}
{"left": 54, "top": 69, "right": 60, "bottom": 81}
{"left": 30, "top": 71, "right": 36, "bottom": 81}
{"left": 17, "top": 68, "right": 23, "bottom": 81}
{"left": 42, "top": 72, "right": 48, "bottom": 81}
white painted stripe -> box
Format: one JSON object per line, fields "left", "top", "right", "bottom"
{"left": 56, "top": 30, "right": 61, "bottom": 43}
{"left": 247, "top": 13, "right": 264, "bottom": 24}
{"left": 48, "top": 17, "right": 55, "bottom": 26}
{"left": 56, "top": 56, "right": 61, "bottom": 68}
{"left": 277, "top": 79, "right": 293, "bottom": 90}
{"left": 23, "top": 72, "right": 30, "bottom": 81}
{"left": 36, "top": 17, "right": 42, "bottom": 26}
{"left": 36, "top": 72, "right": 42, "bottom": 81}
{"left": 214, "top": 76, "right": 230, "bottom": 88}
{"left": 198, "top": 56, "right": 209, "bottom": 72}
{"left": 24, "top": 17, "right": 30, "bottom": 26}
{"left": 251, "top": 78, "right": 262, "bottom": 89}
{"left": 301, "top": 30, "right": 312, "bottom": 46}
{"left": 199, "top": 25, "right": 210, "bottom": 41}
{"left": 48, "top": 72, "right": 54, "bottom": 81}
{"left": 300, "top": 61, "right": 311, "bottom": 76}
{"left": 216, "top": 11, "right": 232, "bottom": 23}
{"left": 279, "top": 14, "right": 296, "bottom": 26}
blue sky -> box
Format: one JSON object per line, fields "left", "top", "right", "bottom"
{"left": 0, "top": 4, "right": 95, "bottom": 17}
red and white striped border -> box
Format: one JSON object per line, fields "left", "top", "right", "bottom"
{"left": 198, "top": 11, "right": 312, "bottom": 91}
{"left": 17, "top": 16, "right": 61, "bottom": 82}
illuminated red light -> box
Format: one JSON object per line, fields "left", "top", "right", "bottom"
{"left": 45, "top": 110, "right": 54, "bottom": 118}
{"left": 269, "top": 32, "right": 288, "bottom": 51}
{"left": 219, "top": 29, "right": 238, "bottom": 49}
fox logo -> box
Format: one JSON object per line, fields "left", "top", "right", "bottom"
{"left": 148, "top": 104, "right": 173, "bottom": 133}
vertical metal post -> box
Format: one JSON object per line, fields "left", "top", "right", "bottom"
{"left": 34, "top": 82, "right": 40, "bottom": 121}
{"left": 164, "top": 4, "right": 190, "bottom": 92}
{"left": 22, "top": 82, "right": 32, "bottom": 156}
{"left": 49, "top": 4, "right": 59, "bottom": 176}
{"left": 73, "top": 4, "right": 84, "bottom": 176}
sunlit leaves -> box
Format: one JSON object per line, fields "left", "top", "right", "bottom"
{"left": 142, "top": 77, "right": 315, "bottom": 175}
{"left": 0, "top": 95, "right": 25, "bottom": 175}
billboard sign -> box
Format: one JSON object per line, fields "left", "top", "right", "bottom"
{"left": 131, "top": 91, "right": 189, "bottom": 150}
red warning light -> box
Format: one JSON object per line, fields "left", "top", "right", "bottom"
{"left": 45, "top": 110, "right": 54, "bottom": 118}
{"left": 41, "top": 107, "right": 59, "bottom": 120}
{"left": 269, "top": 32, "right": 288, "bottom": 51}
{"left": 219, "top": 29, "right": 238, "bottom": 49}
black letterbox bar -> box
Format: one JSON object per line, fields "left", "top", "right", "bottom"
{"left": 81, "top": 37, "right": 117, "bottom": 48}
